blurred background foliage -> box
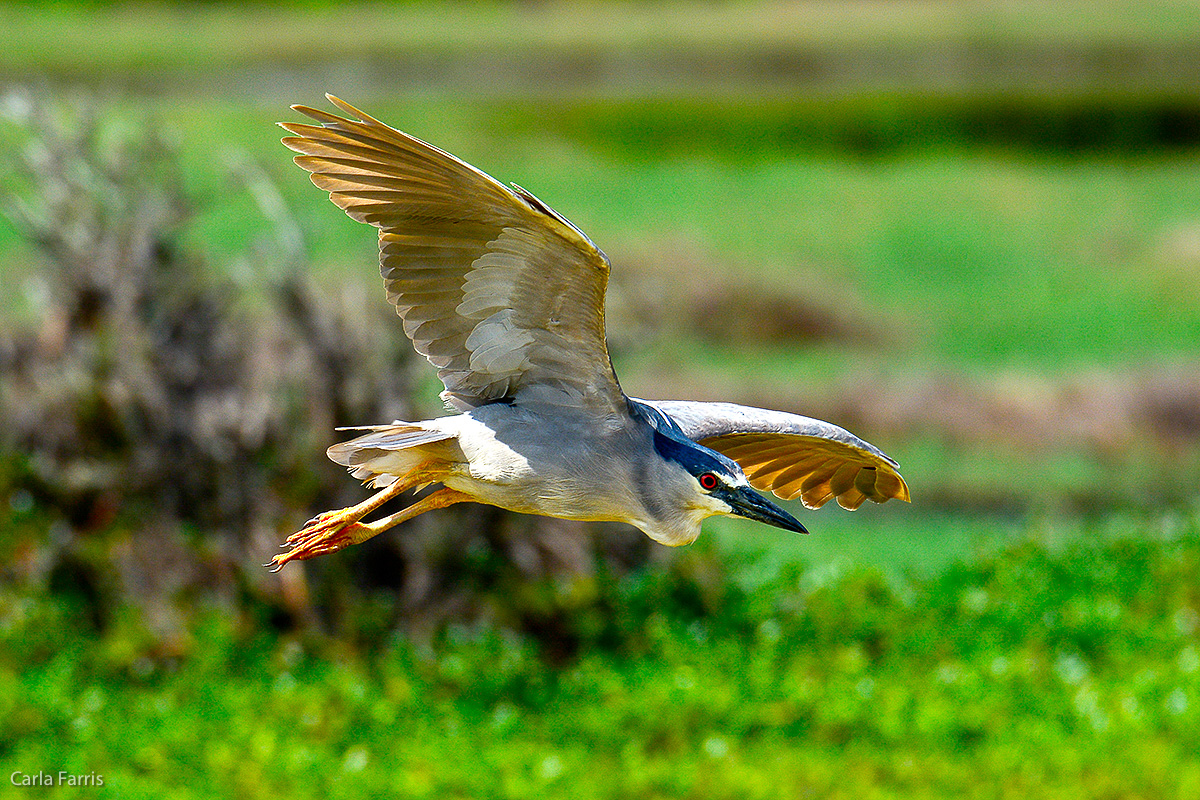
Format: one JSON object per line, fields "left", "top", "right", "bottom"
{"left": 0, "top": 1, "right": 1198, "bottom": 797}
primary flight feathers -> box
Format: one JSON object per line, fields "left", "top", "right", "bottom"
{"left": 281, "top": 94, "right": 623, "bottom": 414}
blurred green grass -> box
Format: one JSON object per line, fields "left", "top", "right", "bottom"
{"left": 6, "top": 97, "right": 1199, "bottom": 372}
{"left": 4, "top": 513, "right": 1198, "bottom": 799}
{"left": 8, "top": 1, "right": 1200, "bottom": 78}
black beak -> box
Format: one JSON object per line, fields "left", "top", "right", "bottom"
{"left": 719, "top": 485, "right": 808, "bottom": 535}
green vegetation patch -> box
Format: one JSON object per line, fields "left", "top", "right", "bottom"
{"left": 3, "top": 515, "right": 1198, "bottom": 799}
{"left": 493, "top": 93, "right": 1200, "bottom": 161}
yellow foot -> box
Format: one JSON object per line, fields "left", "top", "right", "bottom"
{"left": 268, "top": 466, "right": 430, "bottom": 572}
{"left": 269, "top": 512, "right": 375, "bottom": 572}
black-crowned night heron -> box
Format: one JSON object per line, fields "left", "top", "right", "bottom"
{"left": 269, "top": 96, "right": 909, "bottom": 571}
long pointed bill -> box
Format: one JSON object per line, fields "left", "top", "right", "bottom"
{"left": 720, "top": 485, "right": 808, "bottom": 534}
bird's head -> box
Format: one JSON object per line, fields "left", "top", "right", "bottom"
{"left": 631, "top": 401, "right": 808, "bottom": 544}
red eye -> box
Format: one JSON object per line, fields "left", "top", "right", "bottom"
{"left": 699, "top": 472, "right": 719, "bottom": 491}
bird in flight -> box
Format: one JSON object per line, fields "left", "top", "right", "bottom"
{"left": 269, "top": 95, "right": 909, "bottom": 571}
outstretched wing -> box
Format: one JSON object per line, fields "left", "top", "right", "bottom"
{"left": 642, "top": 399, "right": 910, "bottom": 511}
{"left": 281, "top": 95, "right": 624, "bottom": 413}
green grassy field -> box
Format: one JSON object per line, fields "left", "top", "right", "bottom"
{"left": 3, "top": 1, "right": 1200, "bottom": 796}
{"left": 9, "top": 97, "right": 1200, "bottom": 371}
{"left": 11, "top": 94, "right": 1198, "bottom": 373}
{"left": 9, "top": 1, "right": 1200, "bottom": 79}
{"left": 5, "top": 514, "right": 1199, "bottom": 799}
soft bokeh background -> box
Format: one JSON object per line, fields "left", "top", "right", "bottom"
{"left": 2, "top": 2, "right": 1199, "bottom": 797}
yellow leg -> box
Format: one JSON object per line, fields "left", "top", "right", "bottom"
{"left": 269, "top": 467, "right": 464, "bottom": 572}
{"left": 348, "top": 487, "right": 471, "bottom": 538}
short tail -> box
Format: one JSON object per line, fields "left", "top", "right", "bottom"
{"left": 327, "top": 423, "right": 457, "bottom": 487}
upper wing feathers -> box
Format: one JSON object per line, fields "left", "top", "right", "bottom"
{"left": 643, "top": 399, "right": 910, "bottom": 510}
{"left": 281, "top": 95, "right": 623, "bottom": 412}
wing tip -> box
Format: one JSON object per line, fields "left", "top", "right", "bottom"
{"left": 286, "top": 95, "right": 370, "bottom": 129}
{"left": 324, "top": 93, "right": 356, "bottom": 117}
{"left": 873, "top": 468, "right": 911, "bottom": 505}
{"left": 288, "top": 103, "right": 326, "bottom": 122}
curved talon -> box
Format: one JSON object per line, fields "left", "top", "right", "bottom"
{"left": 304, "top": 510, "right": 339, "bottom": 527}
{"left": 270, "top": 518, "right": 370, "bottom": 571}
